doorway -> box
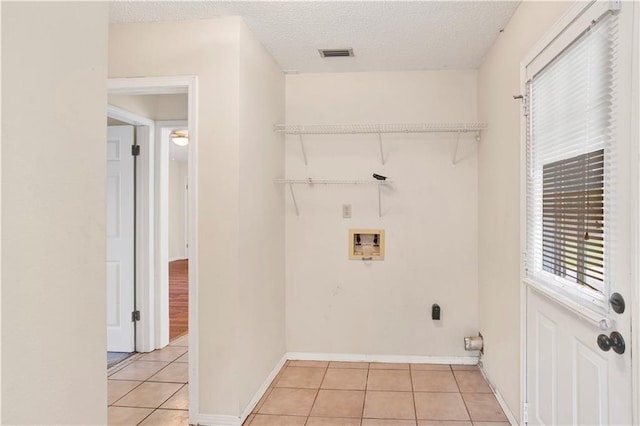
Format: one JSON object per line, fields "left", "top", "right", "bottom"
{"left": 106, "top": 76, "right": 199, "bottom": 424}
{"left": 168, "top": 126, "right": 189, "bottom": 340}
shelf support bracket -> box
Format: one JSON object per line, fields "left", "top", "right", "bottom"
{"left": 452, "top": 131, "right": 461, "bottom": 165}
{"left": 299, "top": 135, "right": 308, "bottom": 165}
{"left": 288, "top": 183, "right": 300, "bottom": 216}
{"left": 378, "top": 133, "right": 385, "bottom": 165}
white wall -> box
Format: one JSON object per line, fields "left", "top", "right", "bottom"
{"left": 285, "top": 71, "right": 479, "bottom": 357}
{"left": 237, "top": 20, "right": 285, "bottom": 412}
{"left": 108, "top": 94, "right": 188, "bottom": 121}
{"left": 109, "top": 17, "right": 286, "bottom": 419}
{"left": 169, "top": 160, "right": 188, "bottom": 261}
{"left": 2, "top": 2, "right": 108, "bottom": 424}
{"left": 477, "top": 1, "right": 571, "bottom": 419}
{"left": 110, "top": 16, "right": 242, "bottom": 417}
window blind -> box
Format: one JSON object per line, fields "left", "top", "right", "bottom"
{"left": 526, "top": 12, "right": 618, "bottom": 301}
{"left": 542, "top": 149, "right": 604, "bottom": 290}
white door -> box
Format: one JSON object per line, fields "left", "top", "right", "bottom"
{"left": 107, "top": 125, "right": 135, "bottom": 352}
{"left": 523, "top": 2, "right": 635, "bottom": 425}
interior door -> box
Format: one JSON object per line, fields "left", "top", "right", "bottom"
{"left": 524, "top": 2, "right": 635, "bottom": 424}
{"left": 107, "top": 125, "right": 135, "bottom": 352}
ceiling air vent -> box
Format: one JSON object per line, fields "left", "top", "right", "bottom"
{"left": 318, "top": 48, "right": 354, "bottom": 58}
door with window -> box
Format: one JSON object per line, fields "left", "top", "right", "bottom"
{"left": 523, "top": 2, "right": 635, "bottom": 424}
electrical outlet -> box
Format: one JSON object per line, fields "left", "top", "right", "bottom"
{"left": 342, "top": 204, "right": 352, "bottom": 218}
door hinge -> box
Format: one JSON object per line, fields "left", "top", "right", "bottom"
{"left": 131, "top": 145, "right": 140, "bottom": 156}
{"left": 131, "top": 310, "right": 140, "bottom": 322}
{"left": 522, "top": 401, "right": 528, "bottom": 424}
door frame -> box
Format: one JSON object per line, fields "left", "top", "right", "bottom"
{"left": 632, "top": 2, "right": 640, "bottom": 422}
{"left": 108, "top": 75, "right": 199, "bottom": 424}
{"left": 519, "top": 2, "right": 640, "bottom": 424}
{"left": 107, "top": 105, "right": 154, "bottom": 353}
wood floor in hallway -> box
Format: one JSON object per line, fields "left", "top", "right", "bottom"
{"left": 169, "top": 259, "right": 188, "bottom": 341}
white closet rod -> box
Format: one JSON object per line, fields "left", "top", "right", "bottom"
{"left": 274, "top": 178, "right": 391, "bottom": 185}
{"left": 274, "top": 122, "right": 487, "bottom": 135}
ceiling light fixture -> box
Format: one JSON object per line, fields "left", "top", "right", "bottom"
{"left": 171, "top": 130, "right": 189, "bottom": 146}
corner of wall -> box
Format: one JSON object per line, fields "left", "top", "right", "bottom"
{"left": 237, "top": 18, "right": 287, "bottom": 414}
{"left": 476, "top": 0, "right": 572, "bottom": 420}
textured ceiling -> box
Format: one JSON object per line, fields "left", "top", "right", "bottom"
{"left": 109, "top": 1, "right": 520, "bottom": 73}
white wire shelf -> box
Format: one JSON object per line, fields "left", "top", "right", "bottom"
{"left": 274, "top": 178, "right": 392, "bottom": 217}
{"left": 274, "top": 122, "right": 487, "bottom": 165}
{"left": 274, "top": 178, "right": 391, "bottom": 185}
{"left": 274, "top": 123, "right": 487, "bottom": 135}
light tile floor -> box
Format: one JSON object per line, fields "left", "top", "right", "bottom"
{"left": 109, "top": 345, "right": 508, "bottom": 426}
{"left": 108, "top": 334, "right": 189, "bottom": 426}
{"left": 244, "top": 361, "right": 509, "bottom": 426}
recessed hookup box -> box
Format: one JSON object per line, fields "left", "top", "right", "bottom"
{"left": 349, "top": 229, "right": 385, "bottom": 260}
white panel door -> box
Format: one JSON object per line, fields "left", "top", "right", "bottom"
{"left": 526, "top": 285, "right": 632, "bottom": 425}
{"left": 107, "top": 125, "right": 135, "bottom": 352}
{"left": 524, "top": 3, "right": 635, "bottom": 424}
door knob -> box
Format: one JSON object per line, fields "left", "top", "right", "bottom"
{"left": 597, "top": 331, "right": 625, "bottom": 354}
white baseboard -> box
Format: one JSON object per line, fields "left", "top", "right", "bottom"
{"left": 479, "top": 365, "right": 519, "bottom": 425}
{"left": 287, "top": 352, "right": 479, "bottom": 365}
{"left": 240, "top": 354, "right": 288, "bottom": 423}
{"left": 197, "top": 414, "right": 241, "bottom": 426}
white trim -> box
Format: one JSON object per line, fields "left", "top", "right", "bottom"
{"left": 631, "top": 3, "right": 640, "bottom": 425}
{"left": 480, "top": 365, "right": 519, "bottom": 426}
{"left": 135, "top": 124, "right": 155, "bottom": 353}
{"left": 240, "top": 354, "right": 288, "bottom": 423}
{"left": 524, "top": 279, "right": 608, "bottom": 330}
{"left": 519, "top": 59, "right": 529, "bottom": 426}
{"left": 108, "top": 76, "right": 190, "bottom": 95}
{"left": 108, "top": 75, "right": 199, "bottom": 426}
{"left": 286, "top": 352, "right": 479, "bottom": 365}
{"left": 107, "top": 105, "right": 154, "bottom": 127}
{"left": 106, "top": 105, "right": 156, "bottom": 353}
{"left": 186, "top": 76, "right": 200, "bottom": 426}
{"left": 155, "top": 120, "right": 188, "bottom": 350}
{"left": 523, "top": 0, "right": 614, "bottom": 79}
{"left": 196, "top": 414, "right": 241, "bottom": 426}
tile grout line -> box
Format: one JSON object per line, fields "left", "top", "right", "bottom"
{"left": 361, "top": 364, "right": 370, "bottom": 421}
{"left": 452, "top": 367, "right": 474, "bottom": 423}
{"left": 308, "top": 365, "right": 329, "bottom": 419}
{"left": 136, "top": 408, "right": 158, "bottom": 426}
{"left": 109, "top": 380, "right": 147, "bottom": 407}
{"left": 409, "top": 364, "right": 418, "bottom": 426}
